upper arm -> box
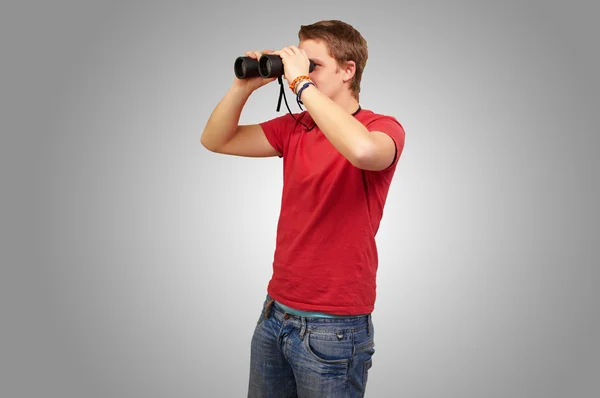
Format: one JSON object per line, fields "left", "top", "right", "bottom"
{"left": 206, "top": 124, "right": 282, "bottom": 158}
{"left": 357, "top": 118, "right": 405, "bottom": 172}
{"left": 356, "top": 131, "right": 397, "bottom": 171}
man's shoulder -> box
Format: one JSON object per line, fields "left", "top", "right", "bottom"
{"left": 357, "top": 108, "right": 403, "bottom": 127}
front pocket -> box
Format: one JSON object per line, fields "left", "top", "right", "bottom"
{"left": 303, "top": 330, "right": 353, "bottom": 364}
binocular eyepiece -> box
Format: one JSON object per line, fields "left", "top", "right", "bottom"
{"left": 234, "top": 54, "right": 315, "bottom": 79}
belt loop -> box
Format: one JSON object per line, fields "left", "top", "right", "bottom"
{"left": 299, "top": 316, "right": 307, "bottom": 338}
{"left": 366, "top": 314, "right": 371, "bottom": 336}
{"left": 264, "top": 298, "right": 275, "bottom": 319}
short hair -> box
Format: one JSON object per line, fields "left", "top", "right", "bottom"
{"left": 299, "top": 20, "right": 368, "bottom": 100}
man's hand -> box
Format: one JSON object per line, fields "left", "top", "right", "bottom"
{"left": 271, "top": 46, "right": 311, "bottom": 89}
{"left": 232, "top": 49, "right": 277, "bottom": 93}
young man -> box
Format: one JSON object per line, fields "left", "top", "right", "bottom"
{"left": 201, "top": 20, "right": 405, "bottom": 397}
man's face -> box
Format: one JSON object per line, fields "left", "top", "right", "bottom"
{"left": 299, "top": 39, "right": 345, "bottom": 100}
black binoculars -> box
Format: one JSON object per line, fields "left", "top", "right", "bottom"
{"left": 234, "top": 54, "right": 315, "bottom": 79}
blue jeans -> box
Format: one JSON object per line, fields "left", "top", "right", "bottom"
{"left": 248, "top": 294, "right": 376, "bottom": 397}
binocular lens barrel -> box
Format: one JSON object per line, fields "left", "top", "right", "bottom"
{"left": 234, "top": 56, "right": 260, "bottom": 79}
{"left": 258, "top": 55, "right": 282, "bottom": 78}
{"left": 234, "top": 54, "right": 315, "bottom": 79}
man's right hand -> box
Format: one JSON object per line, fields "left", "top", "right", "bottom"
{"left": 232, "top": 49, "right": 278, "bottom": 93}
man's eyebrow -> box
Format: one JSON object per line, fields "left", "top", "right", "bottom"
{"left": 310, "top": 58, "right": 325, "bottom": 63}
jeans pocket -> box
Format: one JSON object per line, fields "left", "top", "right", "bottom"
{"left": 303, "top": 330, "right": 353, "bottom": 364}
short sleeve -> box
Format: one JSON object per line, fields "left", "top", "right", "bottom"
{"left": 366, "top": 116, "right": 406, "bottom": 171}
{"left": 259, "top": 113, "right": 294, "bottom": 159}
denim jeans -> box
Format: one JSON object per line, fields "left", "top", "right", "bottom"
{"left": 248, "top": 294, "right": 376, "bottom": 397}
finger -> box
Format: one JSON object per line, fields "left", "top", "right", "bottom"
{"left": 246, "top": 50, "right": 261, "bottom": 59}
{"left": 299, "top": 49, "right": 311, "bottom": 63}
{"left": 283, "top": 46, "right": 297, "bottom": 56}
{"left": 279, "top": 48, "right": 293, "bottom": 58}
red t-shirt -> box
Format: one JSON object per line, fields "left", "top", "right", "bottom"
{"left": 260, "top": 107, "right": 405, "bottom": 315}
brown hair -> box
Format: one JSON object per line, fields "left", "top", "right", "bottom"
{"left": 298, "top": 20, "right": 368, "bottom": 100}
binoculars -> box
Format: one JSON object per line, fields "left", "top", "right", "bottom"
{"left": 234, "top": 54, "right": 315, "bottom": 79}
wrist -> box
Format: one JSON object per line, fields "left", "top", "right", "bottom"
{"left": 296, "top": 81, "right": 315, "bottom": 101}
{"left": 230, "top": 81, "right": 253, "bottom": 97}
{"left": 294, "top": 79, "right": 312, "bottom": 95}
{"left": 290, "top": 75, "right": 311, "bottom": 93}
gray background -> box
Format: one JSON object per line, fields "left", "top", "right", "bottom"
{"left": 2, "top": 0, "right": 599, "bottom": 397}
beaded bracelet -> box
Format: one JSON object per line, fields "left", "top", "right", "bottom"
{"left": 293, "top": 79, "right": 311, "bottom": 94}
{"left": 289, "top": 75, "right": 311, "bottom": 92}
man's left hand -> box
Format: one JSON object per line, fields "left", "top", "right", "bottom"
{"left": 272, "top": 46, "right": 311, "bottom": 88}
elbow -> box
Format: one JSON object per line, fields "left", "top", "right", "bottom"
{"left": 352, "top": 142, "right": 375, "bottom": 169}
{"left": 200, "top": 133, "right": 215, "bottom": 151}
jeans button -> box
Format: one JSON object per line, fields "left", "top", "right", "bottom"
{"left": 284, "top": 313, "right": 290, "bottom": 319}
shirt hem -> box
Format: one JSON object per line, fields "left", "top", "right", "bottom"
{"left": 267, "top": 288, "right": 373, "bottom": 316}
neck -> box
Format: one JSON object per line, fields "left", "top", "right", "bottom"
{"left": 333, "top": 93, "right": 360, "bottom": 115}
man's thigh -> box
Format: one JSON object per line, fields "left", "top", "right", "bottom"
{"left": 288, "top": 315, "right": 376, "bottom": 397}
{"left": 247, "top": 297, "right": 297, "bottom": 397}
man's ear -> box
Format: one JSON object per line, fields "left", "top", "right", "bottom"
{"left": 342, "top": 60, "right": 356, "bottom": 83}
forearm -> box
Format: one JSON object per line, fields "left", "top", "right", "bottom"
{"left": 200, "top": 84, "right": 252, "bottom": 150}
{"left": 299, "top": 85, "right": 373, "bottom": 165}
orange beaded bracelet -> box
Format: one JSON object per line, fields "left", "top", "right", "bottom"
{"left": 290, "top": 75, "right": 311, "bottom": 92}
